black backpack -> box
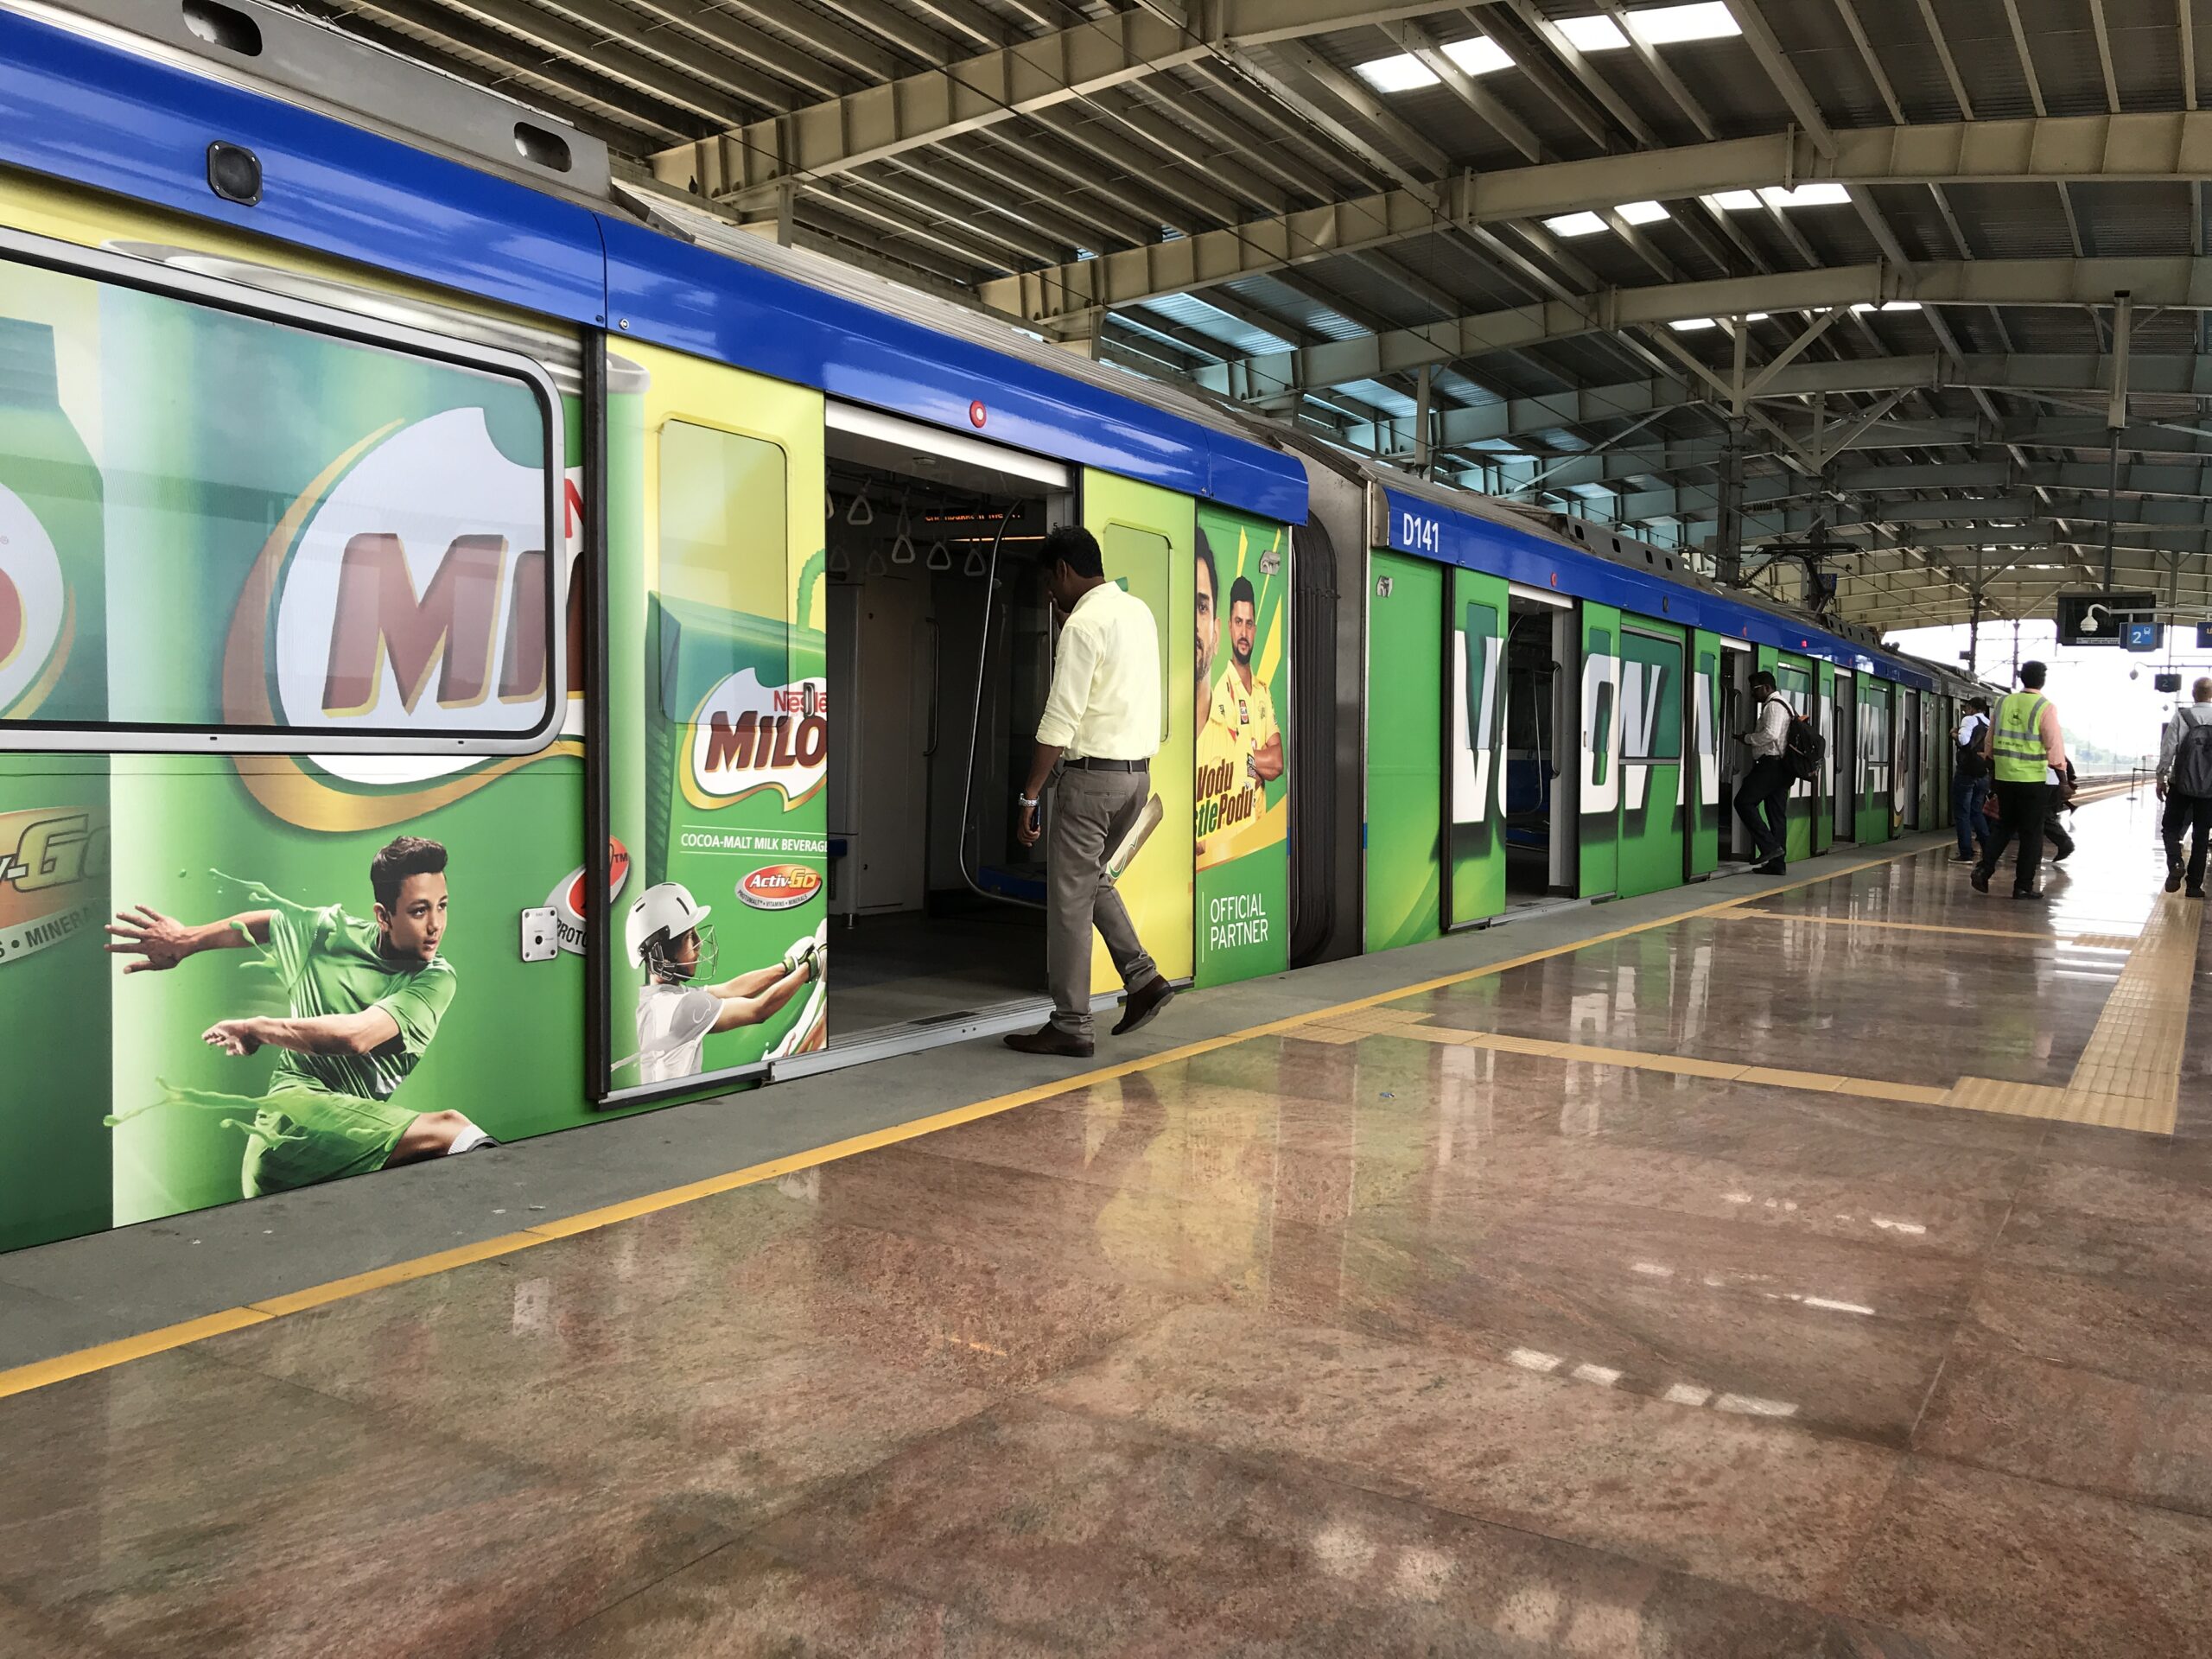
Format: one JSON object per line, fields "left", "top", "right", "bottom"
{"left": 1956, "top": 715, "right": 1989, "bottom": 780}
{"left": 2175, "top": 712, "right": 2212, "bottom": 798}
{"left": 1774, "top": 700, "right": 1826, "bottom": 784}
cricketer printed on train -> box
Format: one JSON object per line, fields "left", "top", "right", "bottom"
{"left": 1192, "top": 507, "right": 1289, "bottom": 987}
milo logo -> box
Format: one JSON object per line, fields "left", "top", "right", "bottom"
{"left": 0, "top": 806, "right": 105, "bottom": 966}
{"left": 0, "top": 481, "right": 67, "bottom": 719}
{"left": 270, "top": 408, "right": 575, "bottom": 739}
{"left": 687, "top": 671, "right": 829, "bottom": 810}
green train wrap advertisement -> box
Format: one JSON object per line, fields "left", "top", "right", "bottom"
{"left": 605, "top": 344, "right": 828, "bottom": 1094}
{"left": 0, "top": 196, "right": 616, "bottom": 1250}
{"left": 1577, "top": 602, "right": 1621, "bottom": 898}
{"left": 1448, "top": 568, "right": 1506, "bottom": 927}
{"left": 1689, "top": 632, "right": 1722, "bottom": 876}
{"left": 1857, "top": 675, "right": 1893, "bottom": 845}
{"left": 1194, "top": 505, "right": 1288, "bottom": 988}
{"left": 1364, "top": 550, "right": 1442, "bottom": 951}
{"left": 1614, "top": 620, "right": 1685, "bottom": 899}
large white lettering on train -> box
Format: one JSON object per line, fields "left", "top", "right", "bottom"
{"left": 1580, "top": 651, "right": 1620, "bottom": 815}
{"left": 1452, "top": 632, "right": 1501, "bottom": 825}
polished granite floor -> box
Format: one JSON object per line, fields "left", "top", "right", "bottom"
{"left": 7, "top": 794, "right": 2212, "bottom": 1657}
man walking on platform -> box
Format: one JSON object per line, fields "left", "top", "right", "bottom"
{"left": 2157, "top": 676, "right": 2212, "bottom": 897}
{"left": 1974, "top": 661, "right": 2069, "bottom": 901}
{"left": 1733, "top": 670, "right": 1792, "bottom": 876}
{"left": 1005, "top": 524, "right": 1174, "bottom": 1059}
{"left": 1951, "top": 696, "right": 1993, "bottom": 864}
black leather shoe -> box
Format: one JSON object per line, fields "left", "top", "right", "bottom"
{"left": 1003, "top": 1024, "right": 1094, "bottom": 1059}
{"left": 1112, "top": 974, "right": 1175, "bottom": 1038}
{"left": 2190, "top": 887, "right": 2207, "bottom": 901}
{"left": 2166, "top": 864, "right": 2184, "bottom": 893}
{"left": 1970, "top": 866, "right": 1991, "bottom": 893}
{"left": 2012, "top": 889, "right": 2046, "bottom": 901}
{"left": 1755, "top": 858, "right": 1787, "bottom": 875}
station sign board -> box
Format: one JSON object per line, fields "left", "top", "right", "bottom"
{"left": 2056, "top": 591, "right": 2159, "bottom": 647}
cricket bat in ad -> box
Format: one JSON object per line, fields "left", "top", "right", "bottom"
{"left": 1104, "top": 793, "right": 1165, "bottom": 884}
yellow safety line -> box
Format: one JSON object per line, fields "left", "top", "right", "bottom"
{"left": 0, "top": 836, "right": 1944, "bottom": 1402}
{"left": 1946, "top": 889, "right": 2205, "bottom": 1135}
{"left": 1725, "top": 910, "right": 2135, "bottom": 945}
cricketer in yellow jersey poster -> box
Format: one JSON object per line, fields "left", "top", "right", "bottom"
{"left": 1193, "top": 506, "right": 1288, "bottom": 988}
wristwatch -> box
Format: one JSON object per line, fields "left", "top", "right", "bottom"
{"left": 1017, "top": 792, "right": 1039, "bottom": 808}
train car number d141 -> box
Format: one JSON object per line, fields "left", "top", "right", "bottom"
{"left": 1396, "top": 510, "right": 1440, "bottom": 555}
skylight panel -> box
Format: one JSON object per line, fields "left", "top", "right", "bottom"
{"left": 1627, "top": 3, "right": 1743, "bottom": 45}
{"left": 1759, "top": 182, "right": 1852, "bottom": 207}
{"left": 1354, "top": 54, "right": 1440, "bottom": 93}
{"left": 1557, "top": 15, "right": 1630, "bottom": 51}
{"left": 1542, "top": 211, "right": 1609, "bottom": 237}
{"left": 1669, "top": 316, "right": 1719, "bottom": 332}
{"left": 1441, "top": 35, "right": 1515, "bottom": 75}
{"left": 1707, "top": 189, "right": 1764, "bottom": 211}
{"left": 1616, "top": 200, "right": 1669, "bottom": 225}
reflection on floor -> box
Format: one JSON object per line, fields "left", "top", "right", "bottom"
{"left": 7, "top": 793, "right": 2212, "bottom": 1656}
{"left": 829, "top": 907, "right": 1046, "bottom": 1038}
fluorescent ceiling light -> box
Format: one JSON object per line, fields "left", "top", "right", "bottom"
{"left": 1616, "top": 199, "right": 1669, "bottom": 225}
{"left": 1354, "top": 53, "right": 1439, "bottom": 93}
{"left": 1543, "top": 210, "right": 1609, "bottom": 237}
{"left": 1441, "top": 35, "right": 1516, "bottom": 75}
{"left": 1850, "top": 300, "right": 1922, "bottom": 313}
{"left": 1557, "top": 15, "right": 1630, "bottom": 51}
{"left": 1759, "top": 182, "right": 1852, "bottom": 207}
{"left": 1669, "top": 316, "right": 1719, "bottom": 331}
{"left": 1708, "top": 189, "right": 1764, "bottom": 211}
{"left": 1627, "top": 3, "right": 1743, "bottom": 45}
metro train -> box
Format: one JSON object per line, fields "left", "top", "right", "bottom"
{"left": 0, "top": 0, "right": 1998, "bottom": 1254}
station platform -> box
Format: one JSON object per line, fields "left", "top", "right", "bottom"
{"left": 3, "top": 790, "right": 2209, "bottom": 1657}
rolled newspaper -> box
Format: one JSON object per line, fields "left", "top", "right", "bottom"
{"left": 1104, "top": 793, "right": 1165, "bottom": 884}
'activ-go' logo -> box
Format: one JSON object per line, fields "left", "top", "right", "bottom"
{"left": 737, "top": 863, "right": 822, "bottom": 911}
{"left": 0, "top": 806, "right": 105, "bottom": 966}
{"left": 684, "top": 670, "right": 829, "bottom": 811}
{"left": 0, "top": 482, "right": 67, "bottom": 719}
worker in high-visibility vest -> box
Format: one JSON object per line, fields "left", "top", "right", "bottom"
{"left": 1972, "top": 659, "right": 2069, "bottom": 900}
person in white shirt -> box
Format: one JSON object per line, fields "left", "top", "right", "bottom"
{"left": 1951, "top": 696, "right": 1993, "bottom": 863}
{"left": 1006, "top": 524, "right": 1173, "bottom": 1059}
{"left": 621, "top": 883, "right": 821, "bottom": 1083}
{"left": 2157, "top": 677, "right": 2212, "bottom": 896}
{"left": 1732, "top": 670, "right": 1793, "bottom": 875}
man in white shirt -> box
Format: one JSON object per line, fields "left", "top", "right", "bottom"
{"left": 1732, "top": 670, "right": 1793, "bottom": 875}
{"left": 2157, "top": 676, "right": 2212, "bottom": 896}
{"left": 1951, "top": 696, "right": 1993, "bottom": 863}
{"left": 1006, "top": 524, "right": 1172, "bottom": 1059}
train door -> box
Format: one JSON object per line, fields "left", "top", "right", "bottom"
{"left": 1759, "top": 648, "right": 1815, "bottom": 863}
{"left": 1831, "top": 669, "right": 1856, "bottom": 842}
{"left": 1364, "top": 550, "right": 1444, "bottom": 950}
{"left": 601, "top": 341, "right": 831, "bottom": 1103}
{"left": 1616, "top": 618, "right": 1686, "bottom": 899}
{"left": 1578, "top": 602, "right": 1622, "bottom": 898}
{"left": 1448, "top": 568, "right": 1509, "bottom": 926}
{"left": 1503, "top": 587, "right": 1574, "bottom": 903}
{"left": 1921, "top": 691, "right": 1942, "bottom": 828}
{"left": 1814, "top": 662, "right": 1836, "bottom": 855}
{"left": 816, "top": 404, "right": 1069, "bottom": 1046}
{"left": 1720, "top": 641, "right": 1755, "bottom": 859}
{"left": 1688, "top": 631, "right": 1724, "bottom": 876}
{"left": 1894, "top": 689, "right": 1916, "bottom": 831}
{"left": 1857, "top": 676, "right": 1892, "bottom": 843}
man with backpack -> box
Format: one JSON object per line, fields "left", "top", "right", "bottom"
{"left": 1732, "top": 670, "right": 1794, "bottom": 875}
{"left": 1973, "top": 661, "right": 2069, "bottom": 900}
{"left": 2157, "top": 676, "right": 2212, "bottom": 896}
{"left": 1951, "top": 696, "right": 1993, "bottom": 864}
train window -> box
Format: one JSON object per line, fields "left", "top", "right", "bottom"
{"left": 654, "top": 420, "right": 792, "bottom": 716}
{"left": 0, "top": 245, "right": 561, "bottom": 749}
{"left": 1101, "top": 522, "right": 1172, "bottom": 743}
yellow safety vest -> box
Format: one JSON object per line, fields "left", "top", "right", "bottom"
{"left": 1991, "top": 691, "right": 2050, "bottom": 784}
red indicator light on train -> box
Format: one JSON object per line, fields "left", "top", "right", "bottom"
{"left": 969, "top": 400, "right": 988, "bottom": 429}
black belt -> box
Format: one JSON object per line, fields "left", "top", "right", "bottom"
{"left": 1063, "top": 757, "right": 1148, "bottom": 772}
